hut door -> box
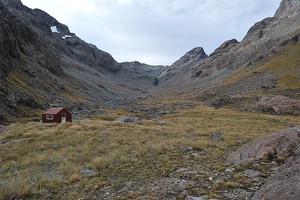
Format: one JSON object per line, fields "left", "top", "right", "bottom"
{"left": 61, "top": 113, "right": 66, "bottom": 123}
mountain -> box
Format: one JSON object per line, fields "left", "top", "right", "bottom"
{"left": 158, "top": 47, "right": 208, "bottom": 87}
{"left": 0, "top": 0, "right": 164, "bottom": 122}
{"left": 159, "top": 0, "right": 300, "bottom": 89}
{"left": 0, "top": 0, "right": 299, "bottom": 123}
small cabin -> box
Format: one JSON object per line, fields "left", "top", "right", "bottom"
{"left": 42, "top": 107, "right": 72, "bottom": 123}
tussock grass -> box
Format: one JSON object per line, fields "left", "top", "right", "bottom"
{"left": 0, "top": 104, "right": 300, "bottom": 199}
{"left": 0, "top": 176, "right": 33, "bottom": 200}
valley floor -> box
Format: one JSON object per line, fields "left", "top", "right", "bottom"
{"left": 1, "top": 98, "right": 300, "bottom": 199}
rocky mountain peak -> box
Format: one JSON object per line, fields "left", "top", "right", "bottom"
{"left": 173, "top": 47, "right": 208, "bottom": 67}
{"left": 184, "top": 47, "right": 208, "bottom": 61}
{"left": 171, "top": 47, "right": 207, "bottom": 68}
{"left": 275, "top": 0, "right": 300, "bottom": 17}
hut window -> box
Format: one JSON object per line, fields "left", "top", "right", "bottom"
{"left": 46, "top": 115, "right": 54, "bottom": 120}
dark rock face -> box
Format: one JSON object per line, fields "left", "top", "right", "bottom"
{"left": 0, "top": 1, "right": 63, "bottom": 76}
{"left": 0, "top": 2, "right": 20, "bottom": 76}
{"left": 228, "top": 127, "right": 300, "bottom": 200}
{"left": 32, "top": 9, "right": 71, "bottom": 35}
{"left": 1, "top": 0, "right": 25, "bottom": 11}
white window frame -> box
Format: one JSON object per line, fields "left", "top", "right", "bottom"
{"left": 46, "top": 115, "right": 54, "bottom": 120}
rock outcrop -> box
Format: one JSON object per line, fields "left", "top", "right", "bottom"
{"left": 228, "top": 127, "right": 300, "bottom": 200}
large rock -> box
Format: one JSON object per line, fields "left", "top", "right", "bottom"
{"left": 228, "top": 127, "right": 300, "bottom": 165}
{"left": 228, "top": 127, "right": 300, "bottom": 200}
{"left": 115, "top": 116, "right": 139, "bottom": 123}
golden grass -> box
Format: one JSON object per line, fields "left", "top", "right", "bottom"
{"left": 58, "top": 87, "right": 87, "bottom": 101}
{"left": 5, "top": 70, "right": 31, "bottom": 92}
{"left": 259, "top": 44, "right": 300, "bottom": 89}
{"left": 0, "top": 104, "right": 300, "bottom": 199}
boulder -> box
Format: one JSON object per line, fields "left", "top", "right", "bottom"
{"left": 228, "top": 127, "right": 300, "bottom": 165}
{"left": 0, "top": 140, "right": 7, "bottom": 144}
{"left": 115, "top": 116, "right": 139, "bottom": 123}
{"left": 182, "top": 146, "right": 193, "bottom": 152}
{"left": 228, "top": 127, "right": 300, "bottom": 200}
{"left": 209, "top": 131, "right": 224, "bottom": 141}
{"left": 186, "top": 196, "right": 204, "bottom": 200}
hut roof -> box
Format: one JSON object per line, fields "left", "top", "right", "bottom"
{"left": 43, "top": 107, "right": 65, "bottom": 115}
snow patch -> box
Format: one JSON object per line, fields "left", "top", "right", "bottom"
{"left": 159, "top": 70, "right": 167, "bottom": 78}
{"left": 51, "top": 26, "right": 59, "bottom": 33}
{"left": 62, "top": 35, "right": 72, "bottom": 39}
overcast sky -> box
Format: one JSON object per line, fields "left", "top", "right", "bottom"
{"left": 22, "top": 0, "right": 281, "bottom": 65}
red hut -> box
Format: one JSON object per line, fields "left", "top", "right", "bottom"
{"left": 42, "top": 107, "right": 72, "bottom": 123}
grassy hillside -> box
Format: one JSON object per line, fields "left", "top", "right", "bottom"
{"left": 1, "top": 104, "right": 299, "bottom": 199}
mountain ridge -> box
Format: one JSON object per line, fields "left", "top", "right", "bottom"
{"left": 0, "top": 0, "right": 300, "bottom": 123}
{"left": 158, "top": 0, "right": 300, "bottom": 89}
